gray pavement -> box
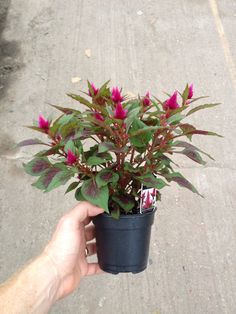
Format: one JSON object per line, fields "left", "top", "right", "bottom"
{"left": 0, "top": 1, "right": 236, "bottom": 313}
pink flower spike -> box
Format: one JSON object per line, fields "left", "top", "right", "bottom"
{"left": 164, "top": 91, "right": 179, "bottom": 110}
{"left": 188, "top": 84, "right": 194, "bottom": 99}
{"left": 111, "top": 87, "right": 123, "bottom": 103}
{"left": 143, "top": 91, "right": 151, "bottom": 106}
{"left": 67, "top": 149, "right": 77, "bottom": 165}
{"left": 144, "top": 191, "right": 153, "bottom": 209}
{"left": 114, "top": 102, "right": 128, "bottom": 120}
{"left": 38, "top": 114, "right": 49, "bottom": 131}
{"left": 88, "top": 82, "right": 99, "bottom": 97}
{"left": 94, "top": 112, "right": 105, "bottom": 122}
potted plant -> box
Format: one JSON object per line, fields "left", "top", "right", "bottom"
{"left": 19, "top": 81, "right": 221, "bottom": 274}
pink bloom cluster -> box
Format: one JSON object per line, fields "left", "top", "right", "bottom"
{"left": 164, "top": 84, "right": 194, "bottom": 111}
{"left": 111, "top": 86, "right": 127, "bottom": 120}
{"left": 66, "top": 149, "right": 77, "bottom": 165}
{"left": 188, "top": 83, "right": 194, "bottom": 99}
{"left": 38, "top": 114, "right": 50, "bottom": 132}
{"left": 111, "top": 87, "right": 123, "bottom": 103}
{"left": 143, "top": 91, "right": 151, "bottom": 106}
{"left": 88, "top": 83, "right": 99, "bottom": 97}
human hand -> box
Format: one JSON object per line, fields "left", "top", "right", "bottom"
{"left": 43, "top": 201, "right": 104, "bottom": 300}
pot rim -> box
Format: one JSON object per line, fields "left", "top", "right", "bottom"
{"left": 99, "top": 207, "right": 157, "bottom": 220}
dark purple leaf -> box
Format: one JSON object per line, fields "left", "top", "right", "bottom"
{"left": 17, "top": 139, "right": 47, "bottom": 147}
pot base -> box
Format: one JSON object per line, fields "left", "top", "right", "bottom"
{"left": 100, "top": 264, "right": 147, "bottom": 275}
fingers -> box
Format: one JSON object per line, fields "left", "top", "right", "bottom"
{"left": 85, "top": 225, "right": 95, "bottom": 242}
{"left": 86, "top": 263, "right": 103, "bottom": 276}
{"left": 67, "top": 201, "right": 104, "bottom": 225}
{"left": 86, "top": 242, "right": 97, "bottom": 256}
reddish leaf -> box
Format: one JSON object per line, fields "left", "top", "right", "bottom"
{"left": 23, "top": 158, "right": 51, "bottom": 176}
{"left": 81, "top": 179, "right": 109, "bottom": 211}
{"left": 112, "top": 194, "right": 135, "bottom": 212}
{"left": 32, "top": 167, "right": 61, "bottom": 190}
{"left": 17, "top": 139, "right": 47, "bottom": 147}
{"left": 165, "top": 172, "right": 202, "bottom": 196}
{"left": 172, "top": 141, "right": 214, "bottom": 160}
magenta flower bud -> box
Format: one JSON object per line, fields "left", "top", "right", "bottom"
{"left": 143, "top": 91, "right": 151, "bottom": 106}
{"left": 164, "top": 91, "right": 179, "bottom": 110}
{"left": 111, "top": 87, "right": 123, "bottom": 103}
{"left": 94, "top": 112, "right": 105, "bottom": 122}
{"left": 114, "top": 102, "right": 128, "bottom": 120}
{"left": 188, "top": 84, "right": 193, "bottom": 99}
{"left": 38, "top": 114, "right": 49, "bottom": 131}
{"left": 66, "top": 149, "right": 77, "bottom": 165}
{"left": 88, "top": 82, "right": 99, "bottom": 97}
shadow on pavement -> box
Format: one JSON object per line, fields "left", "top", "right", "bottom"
{"left": 0, "top": 0, "right": 21, "bottom": 101}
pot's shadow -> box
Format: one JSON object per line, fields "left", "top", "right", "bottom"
{"left": 0, "top": 0, "right": 21, "bottom": 103}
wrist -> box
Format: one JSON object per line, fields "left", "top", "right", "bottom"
{"left": 18, "top": 253, "right": 61, "bottom": 313}
{"left": 0, "top": 254, "right": 61, "bottom": 314}
{"left": 36, "top": 253, "right": 62, "bottom": 303}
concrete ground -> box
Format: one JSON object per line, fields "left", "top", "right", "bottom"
{"left": 0, "top": 0, "right": 236, "bottom": 313}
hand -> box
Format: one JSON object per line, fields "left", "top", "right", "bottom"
{"left": 43, "top": 201, "right": 104, "bottom": 300}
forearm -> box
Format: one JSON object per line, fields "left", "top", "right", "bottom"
{"left": 0, "top": 254, "right": 60, "bottom": 314}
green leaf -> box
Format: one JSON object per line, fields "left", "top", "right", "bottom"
{"left": 32, "top": 167, "right": 61, "bottom": 190}
{"left": 182, "top": 84, "right": 189, "bottom": 102}
{"left": 125, "top": 107, "right": 140, "bottom": 132}
{"left": 137, "top": 173, "right": 167, "bottom": 189}
{"left": 98, "top": 80, "right": 110, "bottom": 97}
{"left": 49, "top": 104, "right": 81, "bottom": 114}
{"left": 17, "top": 139, "right": 47, "bottom": 147}
{"left": 112, "top": 194, "right": 135, "bottom": 212}
{"left": 87, "top": 156, "right": 106, "bottom": 166}
{"left": 75, "top": 187, "right": 86, "bottom": 201}
{"left": 46, "top": 170, "right": 75, "bottom": 192}
{"left": 179, "top": 123, "right": 196, "bottom": 133}
{"left": 37, "top": 144, "right": 61, "bottom": 157}
{"left": 98, "top": 141, "right": 128, "bottom": 154}
{"left": 111, "top": 208, "right": 120, "bottom": 219}
{"left": 129, "top": 118, "right": 153, "bottom": 148}
{"left": 187, "top": 96, "right": 209, "bottom": 104}
{"left": 96, "top": 169, "right": 119, "bottom": 188}
{"left": 129, "top": 125, "right": 160, "bottom": 137}
{"left": 165, "top": 172, "right": 202, "bottom": 196}
{"left": 65, "top": 181, "right": 79, "bottom": 194}
{"left": 57, "top": 114, "right": 75, "bottom": 126}
{"left": 64, "top": 140, "right": 77, "bottom": 154}
{"left": 59, "top": 120, "right": 79, "bottom": 138}
{"left": 26, "top": 126, "right": 46, "bottom": 134}
{"left": 98, "top": 142, "right": 116, "bottom": 153}
{"left": 184, "top": 130, "right": 223, "bottom": 138}
{"left": 67, "top": 93, "right": 92, "bottom": 109}
{"left": 167, "top": 113, "right": 184, "bottom": 125}
{"left": 23, "top": 157, "right": 51, "bottom": 176}
{"left": 186, "top": 103, "right": 220, "bottom": 116}
{"left": 124, "top": 162, "right": 140, "bottom": 173}
{"left": 81, "top": 179, "right": 109, "bottom": 212}
{"left": 178, "top": 123, "right": 196, "bottom": 140}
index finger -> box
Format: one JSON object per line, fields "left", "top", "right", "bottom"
{"left": 67, "top": 201, "right": 104, "bottom": 225}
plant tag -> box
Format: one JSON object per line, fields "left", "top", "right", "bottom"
{"left": 140, "top": 185, "right": 157, "bottom": 213}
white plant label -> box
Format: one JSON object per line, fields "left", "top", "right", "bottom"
{"left": 140, "top": 185, "right": 157, "bottom": 213}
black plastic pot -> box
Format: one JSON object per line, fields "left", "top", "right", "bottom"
{"left": 93, "top": 209, "right": 156, "bottom": 274}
